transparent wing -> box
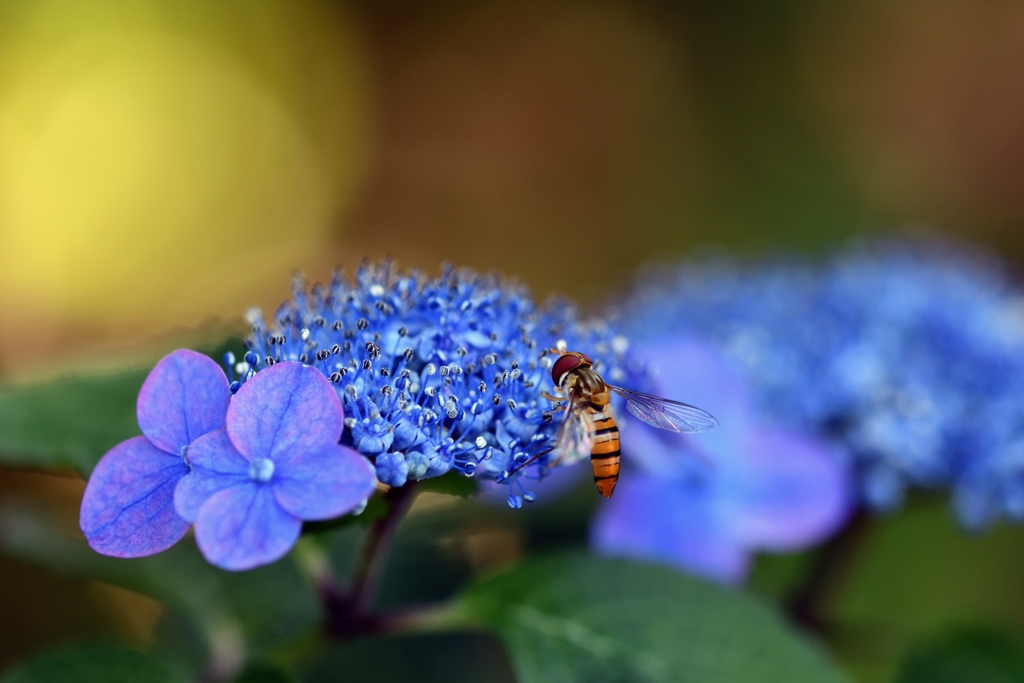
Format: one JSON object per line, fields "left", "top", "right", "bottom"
{"left": 608, "top": 384, "right": 719, "bottom": 433}
{"left": 552, "top": 391, "right": 594, "bottom": 466}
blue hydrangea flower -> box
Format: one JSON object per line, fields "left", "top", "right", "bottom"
{"left": 236, "top": 261, "right": 633, "bottom": 503}
{"left": 623, "top": 240, "right": 1024, "bottom": 527}
{"left": 175, "top": 361, "right": 376, "bottom": 571}
{"left": 591, "top": 340, "right": 851, "bottom": 583}
{"left": 79, "top": 349, "right": 230, "bottom": 557}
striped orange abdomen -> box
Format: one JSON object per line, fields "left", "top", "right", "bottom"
{"left": 589, "top": 408, "right": 620, "bottom": 498}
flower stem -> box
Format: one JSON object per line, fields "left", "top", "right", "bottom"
{"left": 786, "top": 507, "right": 871, "bottom": 636}
{"left": 350, "top": 481, "right": 419, "bottom": 615}
{"left": 319, "top": 481, "right": 419, "bottom": 639}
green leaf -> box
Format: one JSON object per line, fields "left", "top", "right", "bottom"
{"left": 234, "top": 662, "right": 296, "bottom": 683}
{"left": 418, "top": 471, "right": 479, "bottom": 498}
{"left": 0, "top": 644, "right": 186, "bottom": 683}
{"left": 0, "top": 369, "right": 146, "bottom": 476}
{"left": 301, "top": 631, "right": 516, "bottom": 683}
{"left": 459, "top": 553, "right": 849, "bottom": 683}
{"left": 0, "top": 334, "right": 246, "bottom": 478}
{"left": 896, "top": 630, "right": 1024, "bottom": 683}
{"left": 302, "top": 493, "right": 389, "bottom": 534}
{"left": 0, "top": 501, "right": 320, "bottom": 655}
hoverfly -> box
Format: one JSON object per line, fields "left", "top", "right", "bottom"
{"left": 521, "top": 348, "right": 718, "bottom": 498}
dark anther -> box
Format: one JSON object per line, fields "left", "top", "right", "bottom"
{"left": 316, "top": 349, "right": 330, "bottom": 361}
{"left": 365, "top": 341, "right": 375, "bottom": 352}
{"left": 400, "top": 369, "right": 411, "bottom": 378}
{"left": 342, "top": 341, "right": 352, "bottom": 352}
{"left": 330, "top": 372, "right": 342, "bottom": 383}
{"left": 404, "top": 348, "right": 414, "bottom": 361}
{"left": 542, "top": 412, "right": 554, "bottom": 423}
{"left": 507, "top": 399, "right": 517, "bottom": 409}
{"left": 510, "top": 360, "right": 519, "bottom": 369}
{"left": 313, "top": 316, "right": 326, "bottom": 327}
{"left": 489, "top": 332, "right": 499, "bottom": 341}
{"left": 381, "top": 385, "right": 393, "bottom": 396}
{"left": 398, "top": 326, "right": 408, "bottom": 337}
{"left": 332, "top": 320, "right": 343, "bottom": 331}
{"left": 331, "top": 344, "right": 341, "bottom": 355}
{"left": 265, "top": 357, "right": 277, "bottom": 366}
{"left": 344, "top": 330, "right": 355, "bottom": 339}
{"left": 492, "top": 395, "right": 502, "bottom": 406}
{"left": 361, "top": 359, "right": 372, "bottom": 370}
{"left": 439, "top": 366, "right": 450, "bottom": 377}
{"left": 299, "top": 353, "right": 310, "bottom": 364}
{"left": 478, "top": 381, "right": 487, "bottom": 392}
{"left": 357, "top": 318, "right": 369, "bottom": 330}
{"left": 456, "top": 347, "right": 467, "bottom": 356}
{"left": 380, "top": 368, "right": 391, "bottom": 377}
{"left": 250, "top": 324, "right": 261, "bottom": 335}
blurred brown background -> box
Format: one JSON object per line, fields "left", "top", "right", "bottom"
{"left": 2, "top": 0, "right": 1024, "bottom": 675}
{"left": 4, "top": 0, "right": 1024, "bottom": 378}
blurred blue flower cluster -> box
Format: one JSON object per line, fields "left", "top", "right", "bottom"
{"left": 618, "top": 240, "right": 1024, "bottom": 528}
{"left": 590, "top": 340, "right": 851, "bottom": 584}
{"left": 238, "top": 260, "right": 633, "bottom": 506}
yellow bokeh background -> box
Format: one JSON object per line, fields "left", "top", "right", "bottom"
{"left": 0, "top": 0, "right": 369, "bottom": 373}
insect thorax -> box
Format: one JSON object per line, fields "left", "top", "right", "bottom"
{"left": 566, "top": 366, "right": 610, "bottom": 406}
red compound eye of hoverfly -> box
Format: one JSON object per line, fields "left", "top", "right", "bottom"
{"left": 550, "top": 354, "right": 584, "bottom": 387}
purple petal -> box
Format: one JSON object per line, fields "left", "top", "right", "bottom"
{"left": 79, "top": 436, "right": 191, "bottom": 557}
{"left": 638, "top": 338, "right": 754, "bottom": 425}
{"left": 621, "top": 339, "right": 753, "bottom": 476}
{"left": 137, "top": 349, "right": 230, "bottom": 454}
{"left": 227, "top": 363, "right": 343, "bottom": 462}
{"left": 273, "top": 445, "right": 376, "bottom": 520}
{"left": 590, "top": 473, "right": 750, "bottom": 584}
{"left": 174, "top": 430, "right": 250, "bottom": 523}
{"left": 720, "top": 428, "right": 853, "bottom": 551}
{"left": 194, "top": 484, "right": 302, "bottom": 571}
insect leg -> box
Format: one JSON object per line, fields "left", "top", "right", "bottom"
{"left": 502, "top": 447, "right": 555, "bottom": 480}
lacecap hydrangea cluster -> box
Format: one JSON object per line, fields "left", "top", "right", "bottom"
{"left": 621, "top": 240, "right": 1024, "bottom": 528}
{"left": 80, "top": 261, "right": 634, "bottom": 571}
{"left": 234, "top": 261, "right": 634, "bottom": 508}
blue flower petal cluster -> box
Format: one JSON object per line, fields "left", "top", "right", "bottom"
{"left": 80, "top": 350, "right": 376, "bottom": 570}
{"left": 237, "top": 261, "right": 632, "bottom": 503}
{"left": 590, "top": 340, "right": 852, "bottom": 584}
{"left": 621, "top": 240, "right": 1024, "bottom": 527}
{"left": 176, "top": 362, "right": 376, "bottom": 570}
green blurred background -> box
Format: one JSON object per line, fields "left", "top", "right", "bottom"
{"left": 2, "top": 1, "right": 1024, "bottom": 681}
